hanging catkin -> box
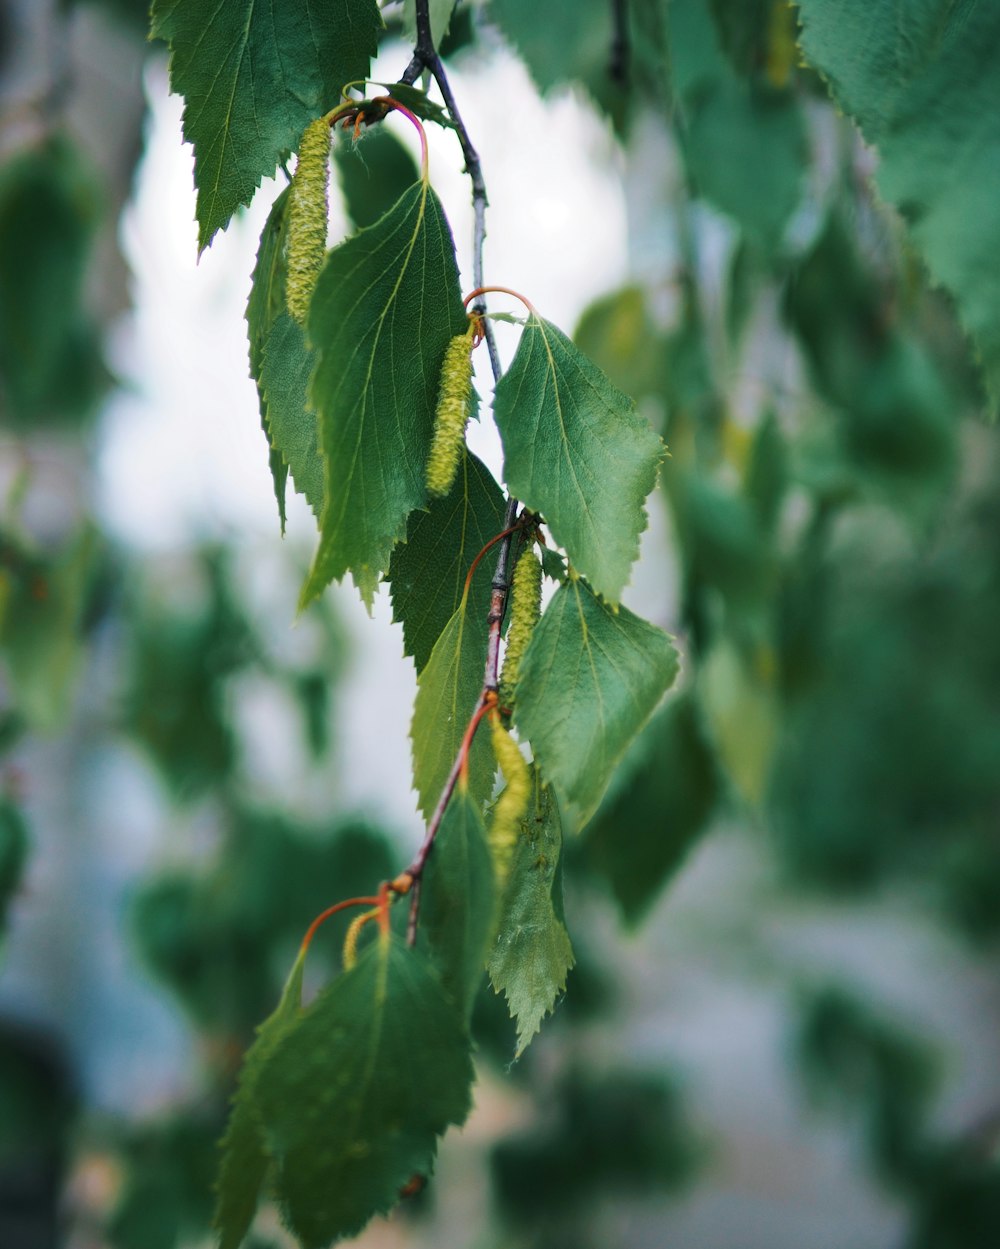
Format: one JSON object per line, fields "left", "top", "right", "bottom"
{"left": 286, "top": 117, "right": 331, "bottom": 326}
{"left": 488, "top": 716, "right": 531, "bottom": 885}
{"left": 498, "top": 549, "right": 542, "bottom": 711}
{"left": 426, "top": 323, "right": 476, "bottom": 497}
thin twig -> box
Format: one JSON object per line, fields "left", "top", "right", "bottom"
{"left": 608, "top": 0, "right": 631, "bottom": 87}
{"left": 390, "top": 0, "right": 523, "bottom": 943}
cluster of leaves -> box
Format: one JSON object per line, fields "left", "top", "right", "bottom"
{"left": 148, "top": 0, "right": 685, "bottom": 1243}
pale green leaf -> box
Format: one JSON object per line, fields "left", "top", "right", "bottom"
{"left": 256, "top": 935, "right": 473, "bottom": 1246}
{"left": 259, "top": 314, "right": 324, "bottom": 518}
{"left": 797, "top": 0, "right": 1000, "bottom": 406}
{"left": 300, "top": 181, "right": 467, "bottom": 607}
{"left": 150, "top": 0, "right": 381, "bottom": 250}
{"left": 487, "top": 772, "right": 573, "bottom": 1056}
{"left": 514, "top": 578, "right": 680, "bottom": 829}
{"left": 388, "top": 451, "right": 506, "bottom": 672}
{"left": 494, "top": 313, "right": 664, "bottom": 604}
{"left": 410, "top": 598, "right": 494, "bottom": 820}
{"left": 420, "top": 784, "right": 496, "bottom": 1021}
{"left": 214, "top": 949, "right": 305, "bottom": 1249}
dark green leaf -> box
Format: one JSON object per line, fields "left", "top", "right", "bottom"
{"left": 0, "top": 134, "right": 106, "bottom": 426}
{"left": 334, "top": 128, "right": 419, "bottom": 232}
{"left": 214, "top": 950, "right": 305, "bottom": 1249}
{"left": 797, "top": 0, "right": 1000, "bottom": 406}
{"left": 389, "top": 451, "right": 506, "bottom": 672}
{"left": 410, "top": 598, "right": 494, "bottom": 820}
{"left": 494, "top": 313, "right": 664, "bottom": 603}
{"left": 256, "top": 936, "right": 473, "bottom": 1246}
{"left": 487, "top": 772, "right": 573, "bottom": 1055}
{"left": 420, "top": 785, "right": 496, "bottom": 1021}
{"left": 585, "top": 694, "right": 718, "bottom": 925}
{"left": 150, "top": 0, "right": 380, "bottom": 250}
{"left": 300, "top": 180, "right": 468, "bottom": 607}
{"left": 514, "top": 578, "right": 679, "bottom": 829}
{"left": 0, "top": 797, "right": 28, "bottom": 931}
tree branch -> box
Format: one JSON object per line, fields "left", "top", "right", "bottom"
{"left": 395, "top": 2, "right": 527, "bottom": 943}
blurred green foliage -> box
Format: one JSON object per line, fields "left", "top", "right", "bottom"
{"left": 1, "top": 0, "right": 999, "bottom": 1247}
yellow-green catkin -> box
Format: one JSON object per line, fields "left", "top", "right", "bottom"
{"left": 426, "top": 323, "right": 476, "bottom": 497}
{"left": 488, "top": 717, "right": 531, "bottom": 885}
{"left": 499, "top": 548, "right": 542, "bottom": 712}
{"left": 286, "top": 117, "right": 331, "bottom": 326}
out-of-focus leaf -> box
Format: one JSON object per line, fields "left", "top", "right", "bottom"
{"left": 585, "top": 694, "right": 718, "bottom": 925}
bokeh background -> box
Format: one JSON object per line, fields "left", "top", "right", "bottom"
{"left": 1, "top": 2, "right": 999, "bottom": 1248}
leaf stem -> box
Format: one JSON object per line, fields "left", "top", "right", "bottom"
{"left": 300, "top": 895, "right": 382, "bottom": 955}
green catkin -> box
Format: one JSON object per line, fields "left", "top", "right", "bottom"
{"left": 286, "top": 117, "right": 331, "bottom": 326}
{"left": 426, "top": 323, "right": 476, "bottom": 497}
{"left": 498, "top": 549, "right": 542, "bottom": 711}
{"left": 488, "top": 716, "right": 531, "bottom": 885}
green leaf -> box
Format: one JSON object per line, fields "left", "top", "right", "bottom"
{"left": 403, "top": 0, "right": 457, "bottom": 48}
{"left": 256, "top": 936, "right": 473, "bottom": 1246}
{"left": 300, "top": 180, "right": 467, "bottom": 607}
{"left": 389, "top": 451, "right": 506, "bottom": 672}
{"left": 514, "top": 578, "right": 680, "bottom": 830}
{"left": 0, "top": 797, "right": 29, "bottom": 933}
{"left": 420, "top": 785, "right": 496, "bottom": 1021}
{"left": 410, "top": 598, "right": 494, "bottom": 820}
{"left": 334, "top": 128, "right": 419, "bottom": 232}
{"left": 681, "top": 78, "right": 806, "bottom": 251}
{"left": 487, "top": 773, "right": 573, "bottom": 1055}
{"left": 796, "top": 0, "right": 1000, "bottom": 406}
{"left": 259, "top": 314, "right": 324, "bottom": 518}
{"left": 494, "top": 313, "right": 664, "bottom": 604}
{"left": 0, "top": 134, "right": 107, "bottom": 426}
{"left": 585, "top": 694, "right": 718, "bottom": 926}
{"left": 0, "top": 527, "right": 97, "bottom": 732}
{"left": 150, "top": 0, "right": 381, "bottom": 250}
{"left": 246, "top": 187, "right": 292, "bottom": 528}
{"left": 214, "top": 949, "right": 305, "bottom": 1249}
